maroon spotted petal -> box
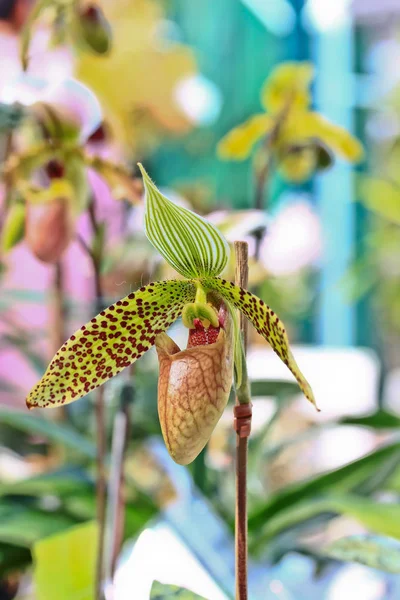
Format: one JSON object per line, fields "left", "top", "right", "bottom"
{"left": 27, "top": 279, "right": 196, "bottom": 408}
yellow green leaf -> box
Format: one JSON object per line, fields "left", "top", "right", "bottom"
{"left": 360, "top": 178, "right": 400, "bottom": 225}
{"left": 217, "top": 113, "right": 273, "bottom": 160}
{"left": 1, "top": 202, "right": 25, "bottom": 253}
{"left": 140, "top": 164, "right": 230, "bottom": 278}
{"left": 328, "top": 495, "right": 400, "bottom": 540}
{"left": 33, "top": 521, "right": 98, "bottom": 600}
{"left": 64, "top": 155, "right": 89, "bottom": 214}
{"left": 325, "top": 534, "right": 400, "bottom": 574}
{"left": 200, "top": 276, "right": 317, "bottom": 410}
{"left": 27, "top": 279, "right": 196, "bottom": 409}
{"left": 261, "top": 61, "right": 314, "bottom": 114}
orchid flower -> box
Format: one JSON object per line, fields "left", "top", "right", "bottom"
{"left": 27, "top": 165, "right": 317, "bottom": 464}
{"left": 217, "top": 62, "right": 364, "bottom": 182}
{"left": 1, "top": 77, "right": 140, "bottom": 261}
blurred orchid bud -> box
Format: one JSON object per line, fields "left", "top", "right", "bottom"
{"left": 25, "top": 197, "right": 74, "bottom": 263}
{"left": 1, "top": 201, "right": 25, "bottom": 253}
{"left": 78, "top": 4, "right": 112, "bottom": 55}
{"left": 155, "top": 305, "right": 233, "bottom": 465}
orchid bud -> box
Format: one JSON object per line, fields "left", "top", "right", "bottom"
{"left": 78, "top": 4, "right": 112, "bottom": 55}
{"left": 156, "top": 305, "right": 233, "bottom": 465}
{"left": 25, "top": 197, "right": 74, "bottom": 263}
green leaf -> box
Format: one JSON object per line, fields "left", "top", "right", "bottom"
{"left": 248, "top": 442, "right": 400, "bottom": 533}
{"left": 33, "top": 521, "right": 98, "bottom": 600}
{"left": 251, "top": 494, "right": 400, "bottom": 546}
{"left": 150, "top": 581, "right": 208, "bottom": 599}
{"left": 0, "top": 470, "right": 92, "bottom": 499}
{"left": 27, "top": 279, "right": 195, "bottom": 409}
{"left": 0, "top": 501, "right": 77, "bottom": 547}
{"left": 360, "top": 178, "right": 400, "bottom": 225}
{"left": 339, "top": 257, "right": 378, "bottom": 303}
{"left": 1, "top": 202, "right": 26, "bottom": 253}
{"left": 0, "top": 407, "right": 96, "bottom": 458}
{"left": 328, "top": 495, "right": 400, "bottom": 540}
{"left": 64, "top": 154, "right": 89, "bottom": 213}
{"left": 0, "top": 542, "right": 31, "bottom": 577}
{"left": 324, "top": 534, "right": 400, "bottom": 573}
{"left": 250, "top": 380, "right": 300, "bottom": 398}
{"left": 339, "top": 410, "right": 400, "bottom": 429}
{"left": 139, "top": 164, "right": 230, "bottom": 278}
{"left": 20, "top": 0, "right": 51, "bottom": 70}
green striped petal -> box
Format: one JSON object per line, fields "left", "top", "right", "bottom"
{"left": 27, "top": 279, "right": 196, "bottom": 409}
{"left": 200, "top": 276, "right": 318, "bottom": 410}
{"left": 139, "top": 164, "right": 230, "bottom": 278}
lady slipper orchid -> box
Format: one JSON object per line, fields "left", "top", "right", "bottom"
{"left": 27, "top": 164, "right": 317, "bottom": 464}
{"left": 217, "top": 62, "right": 364, "bottom": 182}
{"left": 157, "top": 303, "right": 233, "bottom": 465}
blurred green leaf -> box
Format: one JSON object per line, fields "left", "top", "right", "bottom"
{"left": 252, "top": 493, "right": 400, "bottom": 546}
{"left": 0, "top": 408, "right": 96, "bottom": 458}
{"left": 0, "top": 103, "right": 25, "bottom": 133}
{"left": 339, "top": 258, "right": 378, "bottom": 303}
{"left": 328, "top": 495, "right": 400, "bottom": 540}
{"left": 33, "top": 521, "right": 98, "bottom": 600}
{"left": 324, "top": 534, "right": 400, "bottom": 573}
{"left": 0, "top": 501, "right": 77, "bottom": 547}
{"left": 0, "top": 469, "right": 92, "bottom": 499}
{"left": 0, "top": 542, "right": 31, "bottom": 577}
{"left": 150, "top": 581, "right": 207, "bottom": 599}
{"left": 360, "top": 178, "right": 400, "bottom": 225}
{"left": 63, "top": 489, "right": 155, "bottom": 538}
{"left": 250, "top": 380, "right": 300, "bottom": 398}
{"left": 339, "top": 410, "right": 400, "bottom": 429}
{"left": 249, "top": 442, "right": 400, "bottom": 532}
{"left": 20, "top": 0, "right": 51, "bottom": 70}
{"left": 0, "top": 202, "right": 25, "bottom": 253}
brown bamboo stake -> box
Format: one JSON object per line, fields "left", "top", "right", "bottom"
{"left": 234, "top": 241, "right": 252, "bottom": 600}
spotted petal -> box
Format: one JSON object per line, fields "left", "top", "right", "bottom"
{"left": 139, "top": 164, "right": 230, "bottom": 278}
{"left": 200, "top": 277, "right": 318, "bottom": 410}
{"left": 27, "top": 280, "right": 196, "bottom": 409}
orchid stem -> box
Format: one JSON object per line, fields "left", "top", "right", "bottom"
{"left": 234, "top": 241, "right": 252, "bottom": 600}
{"left": 50, "top": 261, "right": 67, "bottom": 421}
{"left": 82, "top": 198, "right": 107, "bottom": 600}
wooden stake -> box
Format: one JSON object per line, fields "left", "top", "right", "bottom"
{"left": 234, "top": 241, "right": 252, "bottom": 600}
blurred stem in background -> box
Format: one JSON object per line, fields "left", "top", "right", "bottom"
{"left": 78, "top": 197, "right": 107, "bottom": 600}
{"left": 253, "top": 100, "right": 291, "bottom": 258}
{"left": 50, "top": 261, "right": 68, "bottom": 422}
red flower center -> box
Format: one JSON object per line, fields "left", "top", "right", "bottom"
{"left": 187, "top": 305, "right": 226, "bottom": 348}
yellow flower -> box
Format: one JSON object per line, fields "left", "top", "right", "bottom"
{"left": 217, "top": 62, "right": 364, "bottom": 182}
